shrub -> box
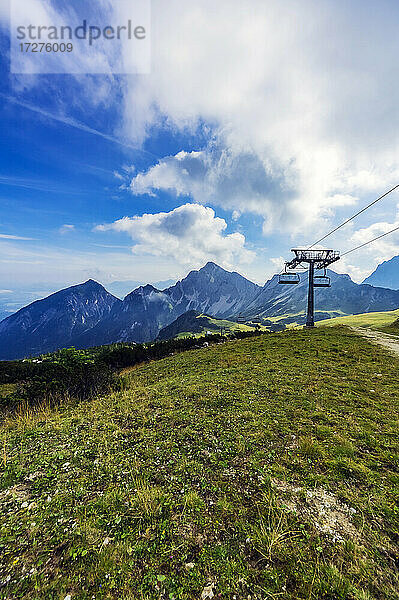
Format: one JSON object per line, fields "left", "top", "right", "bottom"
{"left": 9, "top": 349, "right": 117, "bottom": 407}
{"left": 99, "top": 330, "right": 263, "bottom": 370}
{"left": 0, "top": 330, "right": 264, "bottom": 410}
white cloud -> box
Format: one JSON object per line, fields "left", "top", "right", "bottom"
{"left": 0, "top": 237, "right": 183, "bottom": 288}
{"left": 3, "top": 1, "right": 399, "bottom": 283}
{"left": 5, "top": 1, "right": 399, "bottom": 235}
{"left": 270, "top": 257, "right": 286, "bottom": 271}
{"left": 8, "top": 0, "right": 129, "bottom": 75}
{"left": 0, "top": 233, "right": 35, "bottom": 240}
{"left": 327, "top": 214, "right": 399, "bottom": 282}
{"left": 95, "top": 203, "right": 254, "bottom": 268}
{"left": 119, "top": 0, "right": 399, "bottom": 235}
{"left": 129, "top": 148, "right": 296, "bottom": 232}
{"left": 59, "top": 224, "right": 75, "bottom": 235}
{"left": 4, "top": 1, "right": 399, "bottom": 239}
{"left": 1, "top": 96, "right": 138, "bottom": 151}
{"left": 348, "top": 218, "right": 399, "bottom": 263}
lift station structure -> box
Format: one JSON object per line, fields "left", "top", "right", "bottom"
{"left": 279, "top": 248, "right": 340, "bottom": 327}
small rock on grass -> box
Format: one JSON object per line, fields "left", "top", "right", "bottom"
{"left": 201, "top": 583, "right": 215, "bottom": 599}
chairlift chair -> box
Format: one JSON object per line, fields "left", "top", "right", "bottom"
{"left": 279, "top": 268, "right": 300, "bottom": 285}
{"left": 314, "top": 269, "right": 331, "bottom": 288}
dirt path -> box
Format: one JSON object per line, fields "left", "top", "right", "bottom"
{"left": 350, "top": 327, "right": 399, "bottom": 358}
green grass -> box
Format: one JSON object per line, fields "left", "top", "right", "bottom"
{"left": 378, "top": 323, "right": 399, "bottom": 336}
{"left": 175, "top": 316, "right": 264, "bottom": 339}
{"left": 269, "top": 310, "right": 346, "bottom": 325}
{"left": 1, "top": 328, "right": 398, "bottom": 599}
{"left": 0, "top": 384, "right": 17, "bottom": 399}
{"left": 316, "top": 308, "right": 399, "bottom": 330}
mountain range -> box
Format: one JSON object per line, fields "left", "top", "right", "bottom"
{"left": 73, "top": 262, "right": 260, "bottom": 349}
{"left": 363, "top": 255, "right": 399, "bottom": 289}
{"left": 244, "top": 269, "right": 399, "bottom": 321}
{"left": 106, "top": 279, "right": 176, "bottom": 299}
{"left": 2, "top": 261, "right": 399, "bottom": 360}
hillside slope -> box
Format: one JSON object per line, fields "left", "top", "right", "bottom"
{"left": 316, "top": 308, "right": 399, "bottom": 329}
{"left": 363, "top": 254, "right": 399, "bottom": 289}
{"left": 1, "top": 329, "right": 398, "bottom": 599}
{"left": 157, "top": 310, "right": 256, "bottom": 340}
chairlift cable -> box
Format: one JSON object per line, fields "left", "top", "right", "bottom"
{"left": 341, "top": 223, "right": 399, "bottom": 257}
{"left": 275, "top": 185, "right": 399, "bottom": 326}
{"left": 307, "top": 184, "right": 399, "bottom": 249}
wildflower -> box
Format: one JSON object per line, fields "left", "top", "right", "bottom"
{"left": 201, "top": 583, "right": 215, "bottom": 599}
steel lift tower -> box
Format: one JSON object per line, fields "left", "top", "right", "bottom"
{"left": 279, "top": 248, "right": 340, "bottom": 328}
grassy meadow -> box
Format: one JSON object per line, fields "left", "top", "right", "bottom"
{"left": 174, "top": 317, "right": 265, "bottom": 339}
{"left": 316, "top": 309, "right": 399, "bottom": 331}
{"left": 0, "top": 327, "right": 398, "bottom": 599}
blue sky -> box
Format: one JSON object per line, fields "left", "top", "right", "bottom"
{"left": 1, "top": 0, "right": 399, "bottom": 316}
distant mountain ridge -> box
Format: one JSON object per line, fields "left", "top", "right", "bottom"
{"left": 76, "top": 262, "right": 261, "bottom": 348}
{"left": 363, "top": 255, "right": 399, "bottom": 290}
{"left": 107, "top": 279, "right": 176, "bottom": 299}
{"left": 0, "top": 280, "right": 120, "bottom": 360}
{"left": 244, "top": 269, "right": 399, "bottom": 321}
{"left": 166, "top": 261, "right": 260, "bottom": 317}
{"left": 2, "top": 261, "right": 399, "bottom": 359}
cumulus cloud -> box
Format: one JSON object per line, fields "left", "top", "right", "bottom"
{"left": 4, "top": 0, "right": 399, "bottom": 238}
{"left": 348, "top": 218, "right": 399, "bottom": 261}
{"left": 120, "top": 0, "right": 399, "bottom": 234}
{"left": 327, "top": 211, "right": 399, "bottom": 282}
{"left": 129, "top": 148, "right": 296, "bottom": 232}
{"left": 95, "top": 203, "right": 254, "bottom": 268}
{"left": 270, "top": 257, "right": 286, "bottom": 271}
{"left": 4, "top": 0, "right": 399, "bottom": 281}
